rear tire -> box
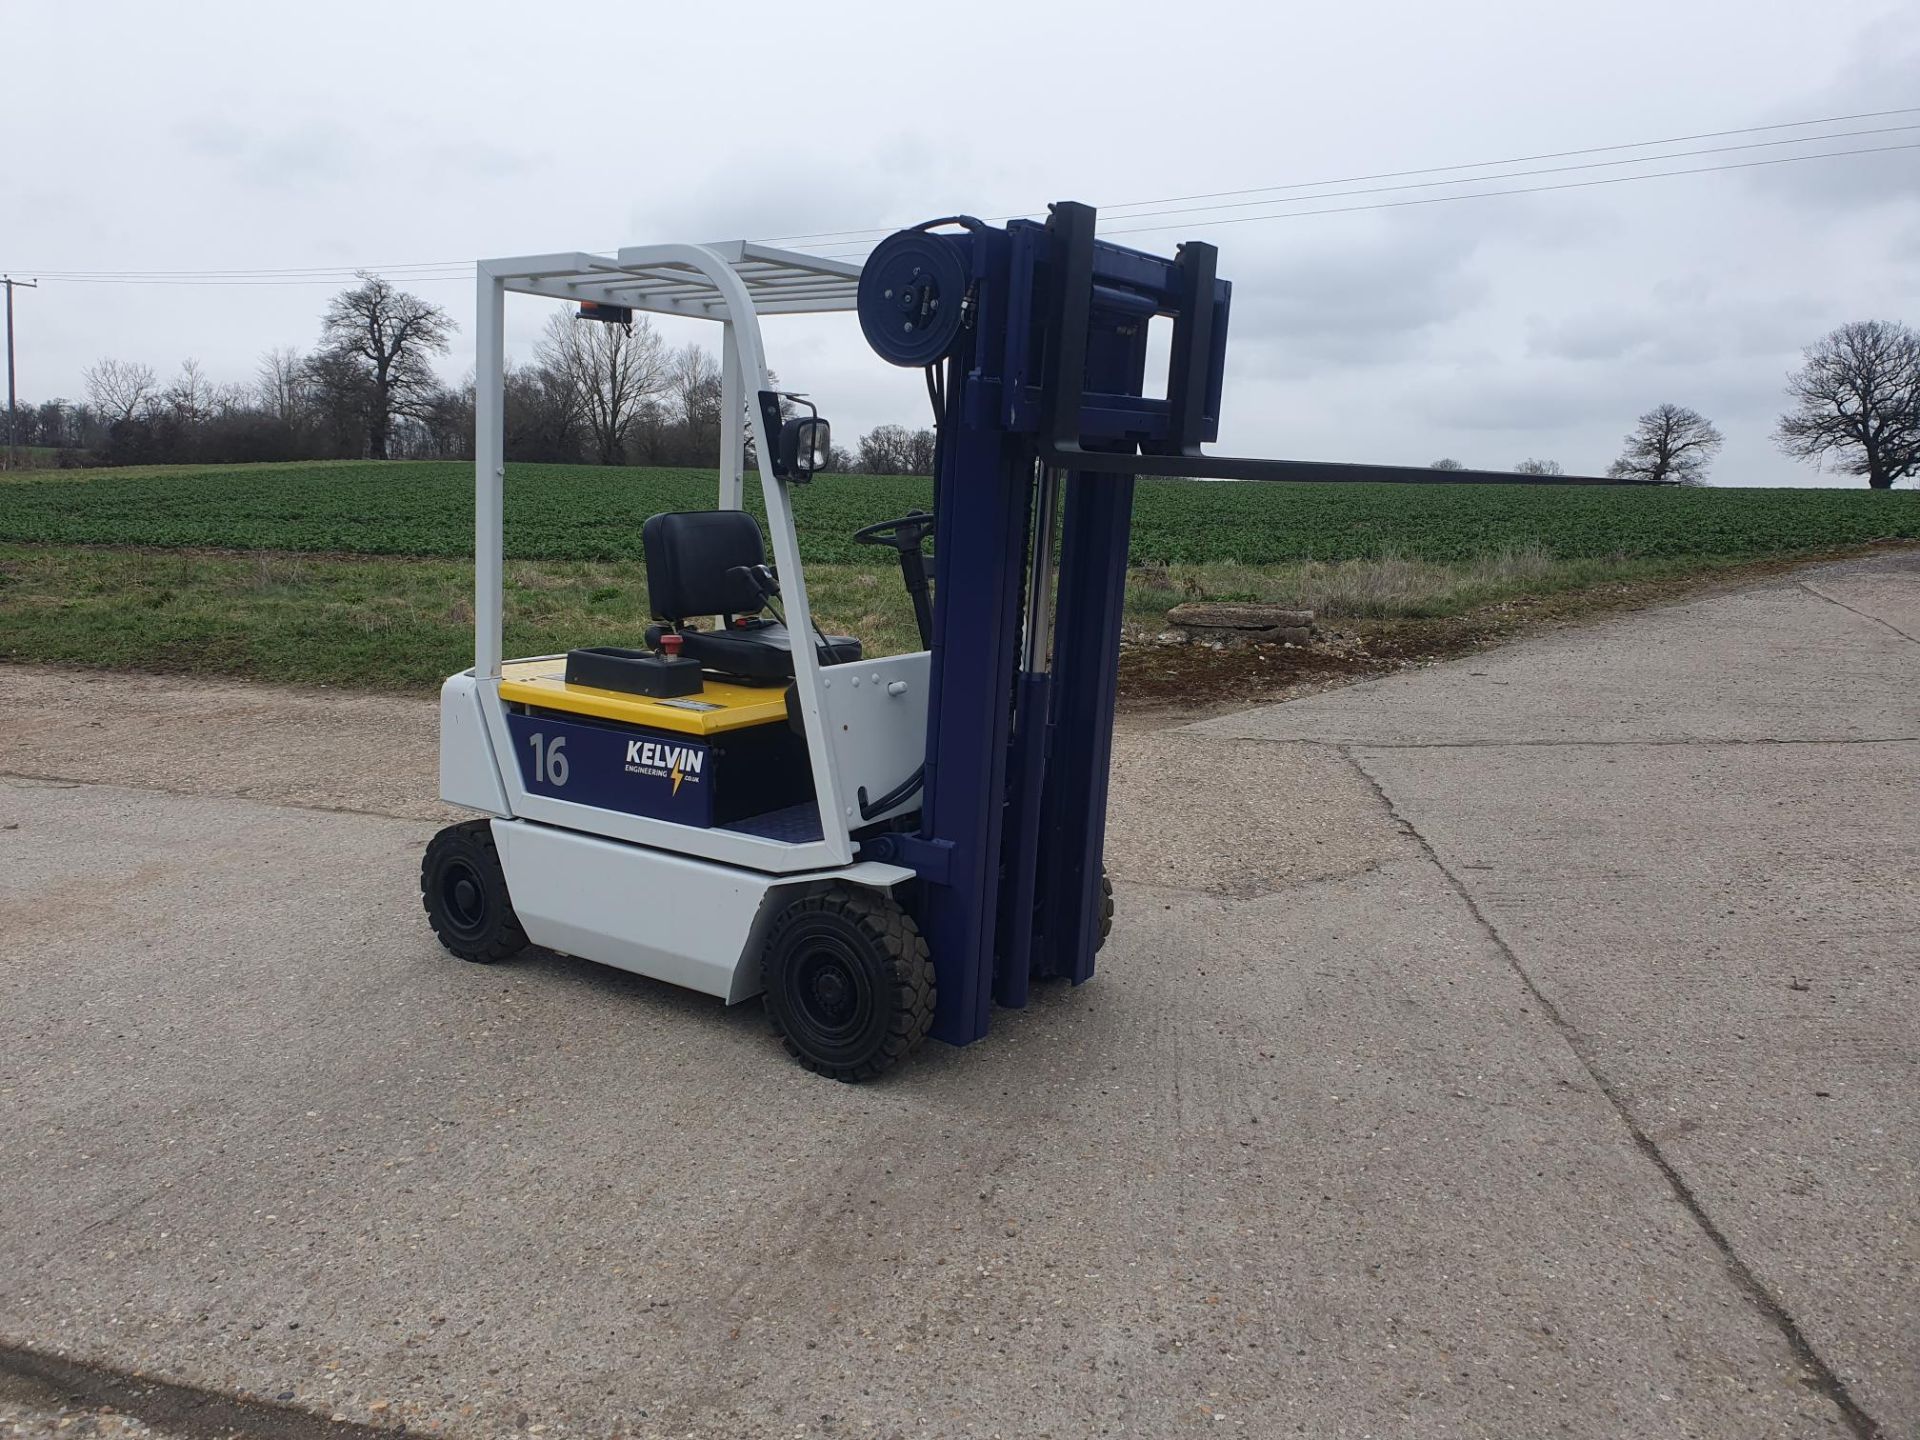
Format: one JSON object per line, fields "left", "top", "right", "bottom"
{"left": 421, "top": 820, "right": 528, "bottom": 964}
{"left": 761, "top": 886, "right": 934, "bottom": 1081}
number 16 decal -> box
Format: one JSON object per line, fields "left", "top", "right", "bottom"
{"left": 527, "top": 732, "right": 569, "bottom": 787}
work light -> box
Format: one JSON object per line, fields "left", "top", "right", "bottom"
{"left": 775, "top": 412, "right": 830, "bottom": 482}
{"left": 796, "top": 418, "right": 830, "bottom": 471}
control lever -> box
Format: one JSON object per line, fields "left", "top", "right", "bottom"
{"left": 851, "top": 511, "right": 935, "bottom": 649}
{"left": 726, "top": 563, "right": 780, "bottom": 608}
{"left": 728, "top": 561, "right": 836, "bottom": 657}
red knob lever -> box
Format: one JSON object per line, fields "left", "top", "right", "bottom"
{"left": 660, "top": 632, "right": 684, "bottom": 658}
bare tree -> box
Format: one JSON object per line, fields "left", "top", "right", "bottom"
{"left": 535, "top": 310, "right": 668, "bottom": 465}
{"left": 1607, "top": 404, "right": 1723, "bottom": 486}
{"left": 669, "top": 343, "right": 724, "bottom": 433}
{"left": 623, "top": 342, "right": 725, "bottom": 465}
{"left": 1429, "top": 457, "right": 1465, "bottom": 471}
{"left": 857, "top": 424, "right": 937, "bottom": 475}
{"left": 1514, "top": 458, "right": 1563, "bottom": 476}
{"left": 857, "top": 425, "right": 910, "bottom": 474}
{"left": 83, "top": 358, "right": 158, "bottom": 423}
{"left": 401, "top": 382, "right": 475, "bottom": 461}
{"left": 1776, "top": 320, "right": 1920, "bottom": 489}
{"left": 303, "top": 348, "right": 374, "bottom": 458}
{"left": 255, "top": 346, "right": 309, "bottom": 426}
{"left": 504, "top": 357, "right": 585, "bottom": 462}
{"left": 316, "top": 273, "right": 454, "bottom": 460}
{"left": 905, "top": 427, "right": 937, "bottom": 474}
{"left": 209, "top": 378, "right": 249, "bottom": 419}
{"left": 34, "top": 400, "right": 71, "bottom": 450}
{"left": 164, "top": 359, "right": 214, "bottom": 425}
{"left": 62, "top": 403, "right": 100, "bottom": 449}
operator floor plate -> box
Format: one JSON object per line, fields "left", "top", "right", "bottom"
{"left": 720, "top": 802, "right": 825, "bottom": 844}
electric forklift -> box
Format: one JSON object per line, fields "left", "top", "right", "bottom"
{"left": 424, "top": 207, "right": 1655, "bottom": 1079}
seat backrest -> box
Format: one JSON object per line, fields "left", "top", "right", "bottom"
{"left": 642, "top": 510, "right": 769, "bottom": 622}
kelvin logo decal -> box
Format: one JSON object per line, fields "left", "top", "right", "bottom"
{"left": 625, "top": 739, "right": 706, "bottom": 796}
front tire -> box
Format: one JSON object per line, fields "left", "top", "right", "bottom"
{"left": 761, "top": 887, "right": 934, "bottom": 1081}
{"left": 421, "top": 820, "right": 528, "bottom": 964}
{"left": 1094, "top": 867, "right": 1115, "bottom": 951}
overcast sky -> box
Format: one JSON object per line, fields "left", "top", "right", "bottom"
{"left": 8, "top": 0, "right": 1918, "bottom": 485}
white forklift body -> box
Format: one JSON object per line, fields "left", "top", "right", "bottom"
{"left": 430, "top": 200, "right": 1637, "bottom": 1081}
{"left": 439, "top": 242, "right": 921, "bottom": 1004}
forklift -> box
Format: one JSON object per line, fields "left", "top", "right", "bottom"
{"left": 425, "top": 204, "right": 1652, "bottom": 1079}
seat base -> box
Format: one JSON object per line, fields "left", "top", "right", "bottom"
{"left": 646, "top": 621, "right": 862, "bottom": 683}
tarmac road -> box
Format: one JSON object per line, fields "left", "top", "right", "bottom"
{"left": 1, "top": 550, "right": 1914, "bottom": 1439}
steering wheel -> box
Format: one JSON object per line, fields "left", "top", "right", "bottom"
{"left": 852, "top": 511, "right": 935, "bottom": 552}
{"left": 853, "top": 511, "right": 936, "bottom": 649}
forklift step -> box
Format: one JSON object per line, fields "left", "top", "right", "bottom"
{"left": 720, "top": 802, "right": 825, "bottom": 845}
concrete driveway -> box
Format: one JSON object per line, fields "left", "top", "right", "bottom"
{"left": 1, "top": 551, "right": 1914, "bottom": 1439}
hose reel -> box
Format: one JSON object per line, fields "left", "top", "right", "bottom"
{"left": 856, "top": 229, "right": 970, "bottom": 368}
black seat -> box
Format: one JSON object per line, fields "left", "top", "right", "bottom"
{"left": 641, "top": 510, "right": 861, "bottom": 682}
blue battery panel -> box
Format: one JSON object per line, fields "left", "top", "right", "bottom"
{"left": 505, "top": 711, "right": 714, "bottom": 827}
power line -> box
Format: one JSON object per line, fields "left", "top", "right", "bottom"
{"left": 38, "top": 271, "right": 474, "bottom": 287}
{"left": 753, "top": 105, "right": 1920, "bottom": 247}
{"left": 795, "top": 134, "right": 1919, "bottom": 257}
{"left": 28, "top": 261, "right": 473, "bottom": 280}
{"left": 1102, "top": 107, "right": 1920, "bottom": 212}
{"left": 1077, "top": 123, "right": 1919, "bottom": 227}
{"left": 787, "top": 126, "right": 1912, "bottom": 259}
{"left": 791, "top": 145, "right": 1920, "bottom": 258}
{"left": 1100, "top": 141, "right": 1920, "bottom": 237}
{"left": 788, "top": 140, "right": 1920, "bottom": 258}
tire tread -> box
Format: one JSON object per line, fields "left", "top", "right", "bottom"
{"left": 763, "top": 887, "right": 934, "bottom": 1082}
{"left": 421, "top": 820, "right": 529, "bottom": 964}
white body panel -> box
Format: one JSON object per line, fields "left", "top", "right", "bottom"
{"left": 438, "top": 673, "right": 509, "bottom": 814}
{"left": 490, "top": 819, "right": 913, "bottom": 1003}
{"left": 818, "top": 653, "right": 932, "bottom": 827}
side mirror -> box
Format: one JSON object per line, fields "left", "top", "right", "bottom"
{"left": 776, "top": 415, "right": 831, "bottom": 484}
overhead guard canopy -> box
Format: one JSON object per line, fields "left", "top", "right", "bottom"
{"left": 480, "top": 241, "right": 861, "bottom": 319}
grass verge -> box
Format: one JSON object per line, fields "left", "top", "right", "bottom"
{"left": 0, "top": 545, "right": 925, "bottom": 690}
{"left": 4, "top": 541, "right": 1899, "bottom": 700}
{"left": 1118, "top": 545, "right": 1774, "bottom": 629}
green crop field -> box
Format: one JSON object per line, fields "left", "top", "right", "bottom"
{"left": 2, "top": 459, "right": 1915, "bottom": 564}
{"left": 3, "top": 459, "right": 1914, "bottom": 692}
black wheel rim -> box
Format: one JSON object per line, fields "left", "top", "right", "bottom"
{"left": 438, "top": 859, "right": 490, "bottom": 941}
{"left": 783, "top": 936, "right": 877, "bottom": 1056}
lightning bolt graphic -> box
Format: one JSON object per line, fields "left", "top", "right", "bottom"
{"left": 671, "top": 762, "right": 684, "bottom": 796}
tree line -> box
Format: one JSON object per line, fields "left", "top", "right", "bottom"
{"left": 1430, "top": 401, "right": 1730, "bottom": 485}
{"left": 1434, "top": 319, "right": 1920, "bottom": 487}
{"left": 8, "top": 277, "right": 1916, "bottom": 486}
{"left": 8, "top": 274, "right": 940, "bottom": 475}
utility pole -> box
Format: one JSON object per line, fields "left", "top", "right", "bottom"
{"left": 4, "top": 275, "right": 39, "bottom": 471}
